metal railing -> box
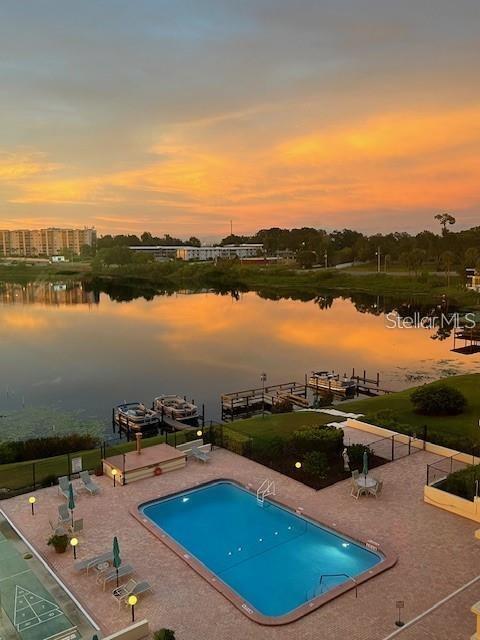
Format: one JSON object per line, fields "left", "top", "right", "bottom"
{"left": 426, "top": 453, "right": 472, "bottom": 486}
{"left": 309, "top": 573, "right": 358, "bottom": 600}
{"left": 0, "top": 428, "right": 200, "bottom": 499}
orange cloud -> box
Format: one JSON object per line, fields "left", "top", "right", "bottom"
{"left": 5, "top": 105, "right": 480, "bottom": 233}
{"left": 0, "top": 151, "right": 59, "bottom": 182}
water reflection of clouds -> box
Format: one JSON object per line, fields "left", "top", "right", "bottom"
{"left": 1, "top": 291, "right": 478, "bottom": 389}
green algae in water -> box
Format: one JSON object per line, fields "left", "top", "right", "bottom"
{"left": 0, "top": 406, "right": 104, "bottom": 442}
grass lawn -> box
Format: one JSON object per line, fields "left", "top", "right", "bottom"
{"left": 228, "top": 411, "right": 335, "bottom": 442}
{"left": 0, "top": 429, "right": 196, "bottom": 493}
{"left": 341, "top": 373, "right": 480, "bottom": 451}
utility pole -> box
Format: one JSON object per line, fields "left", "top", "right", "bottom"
{"left": 230, "top": 220, "right": 233, "bottom": 237}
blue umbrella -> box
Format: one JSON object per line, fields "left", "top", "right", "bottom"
{"left": 362, "top": 449, "right": 369, "bottom": 478}
{"left": 68, "top": 483, "right": 75, "bottom": 525}
{"left": 113, "top": 536, "right": 121, "bottom": 587}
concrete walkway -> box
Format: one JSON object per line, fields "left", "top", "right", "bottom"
{"left": 1, "top": 448, "right": 478, "bottom": 640}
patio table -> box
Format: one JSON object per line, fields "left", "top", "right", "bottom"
{"left": 356, "top": 476, "right": 376, "bottom": 494}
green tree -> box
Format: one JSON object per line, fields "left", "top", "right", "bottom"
{"left": 408, "top": 249, "right": 426, "bottom": 278}
{"left": 296, "top": 250, "right": 317, "bottom": 269}
{"left": 80, "top": 244, "right": 95, "bottom": 258}
{"left": 440, "top": 250, "right": 456, "bottom": 286}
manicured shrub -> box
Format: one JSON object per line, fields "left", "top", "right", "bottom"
{"left": 346, "top": 444, "right": 373, "bottom": 471}
{"left": 153, "top": 630, "right": 175, "bottom": 640}
{"left": 438, "top": 465, "right": 480, "bottom": 501}
{"left": 220, "top": 428, "right": 253, "bottom": 457}
{"left": 313, "top": 392, "right": 334, "bottom": 408}
{"left": 251, "top": 436, "right": 284, "bottom": 464}
{"left": 0, "top": 434, "right": 100, "bottom": 463}
{"left": 289, "top": 426, "right": 344, "bottom": 462}
{"left": 271, "top": 399, "right": 293, "bottom": 414}
{"left": 411, "top": 383, "right": 467, "bottom": 416}
{"left": 302, "top": 451, "right": 329, "bottom": 479}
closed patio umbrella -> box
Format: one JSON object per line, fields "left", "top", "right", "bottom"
{"left": 362, "top": 449, "right": 369, "bottom": 478}
{"left": 68, "top": 482, "right": 75, "bottom": 526}
{"left": 113, "top": 536, "right": 121, "bottom": 587}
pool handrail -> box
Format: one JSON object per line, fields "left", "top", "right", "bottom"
{"left": 314, "top": 573, "right": 358, "bottom": 600}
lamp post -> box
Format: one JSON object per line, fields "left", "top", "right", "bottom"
{"left": 260, "top": 372, "right": 267, "bottom": 418}
{"left": 324, "top": 250, "right": 328, "bottom": 269}
{"left": 375, "top": 247, "right": 381, "bottom": 273}
{"left": 70, "top": 537, "right": 78, "bottom": 560}
{"left": 112, "top": 468, "right": 118, "bottom": 488}
{"left": 128, "top": 595, "right": 137, "bottom": 623}
{"left": 295, "top": 461, "right": 302, "bottom": 470}
{"left": 28, "top": 496, "right": 36, "bottom": 516}
{"left": 196, "top": 429, "right": 203, "bottom": 444}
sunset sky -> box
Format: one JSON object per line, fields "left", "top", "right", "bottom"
{"left": 1, "top": 0, "right": 479, "bottom": 238}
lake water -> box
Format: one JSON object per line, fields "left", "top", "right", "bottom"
{"left": 0, "top": 280, "right": 478, "bottom": 439}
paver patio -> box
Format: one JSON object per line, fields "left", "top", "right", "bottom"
{"left": 1, "top": 447, "right": 478, "bottom": 640}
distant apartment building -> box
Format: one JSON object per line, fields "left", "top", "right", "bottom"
{"left": 0, "top": 227, "right": 96, "bottom": 257}
{"left": 466, "top": 267, "right": 480, "bottom": 292}
{"left": 0, "top": 282, "right": 99, "bottom": 306}
{"left": 130, "top": 243, "right": 264, "bottom": 262}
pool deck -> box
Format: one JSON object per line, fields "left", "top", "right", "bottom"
{"left": 1, "top": 448, "right": 479, "bottom": 640}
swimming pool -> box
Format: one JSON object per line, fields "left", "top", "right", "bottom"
{"left": 138, "top": 480, "right": 393, "bottom": 624}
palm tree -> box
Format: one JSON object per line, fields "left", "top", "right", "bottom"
{"left": 434, "top": 213, "right": 456, "bottom": 236}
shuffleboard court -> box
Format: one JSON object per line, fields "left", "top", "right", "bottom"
{"left": 0, "top": 532, "right": 78, "bottom": 640}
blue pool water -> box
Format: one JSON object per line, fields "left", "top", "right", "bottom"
{"left": 140, "top": 481, "right": 382, "bottom": 618}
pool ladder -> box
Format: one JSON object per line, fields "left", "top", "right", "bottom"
{"left": 309, "top": 573, "right": 358, "bottom": 600}
{"left": 256, "top": 479, "right": 276, "bottom": 506}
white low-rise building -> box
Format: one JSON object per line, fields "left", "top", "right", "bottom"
{"left": 130, "top": 244, "right": 263, "bottom": 261}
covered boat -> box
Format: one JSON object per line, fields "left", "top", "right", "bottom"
{"left": 153, "top": 395, "right": 199, "bottom": 422}
{"left": 308, "top": 371, "right": 356, "bottom": 397}
{"left": 114, "top": 402, "right": 160, "bottom": 432}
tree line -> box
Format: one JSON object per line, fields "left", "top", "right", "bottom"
{"left": 93, "top": 214, "right": 480, "bottom": 274}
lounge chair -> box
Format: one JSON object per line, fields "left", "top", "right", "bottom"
{"left": 58, "top": 476, "right": 76, "bottom": 500}
{"left": 58, "top": 503, "right": 71, "bottom": 524}
{"left": 80, "top": 471, "right": 100, "bottom": 495}
{"left": 98, "top": 564, "right": 134, "bottom": 591}
{"left": 191, "top": 446, "right": 210, "bottom": 463}
{"left": 121, "top": 580, "right": 153, "bottom": 606}
{"left": 350, "top": 477, "right": 362, "bottom": 500}
{"left": 368, "top": 480, "right": 383, "bottom": 498}
{"left": 74, "top": 551, "right": 113, "bottom": 574}
{"left": 68, "top": 518, "right": 84, "bottom": 536}
{"left": 49, "top": 518, "right": 67, "bottom": 536}
{"left": 112, "top": 579, "right": 137, "bottom": 607}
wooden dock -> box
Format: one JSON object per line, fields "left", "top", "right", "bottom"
{"left": 350, "top": 369, "right": 393, "bottom": 396}
{"left": 452, "top": 325, "right": 480, "bottom": 354}
{"left": 306, "top": 368, "right": 393, "bottom": 397}
{"left": 221, "top": 381, "right": 308, "bottom": 421}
